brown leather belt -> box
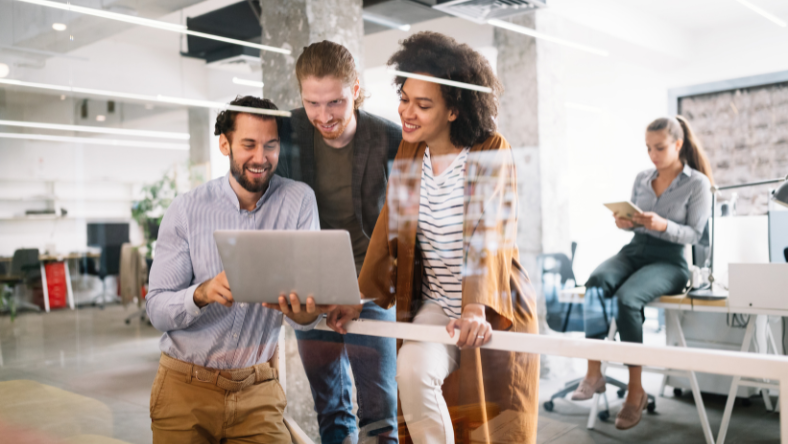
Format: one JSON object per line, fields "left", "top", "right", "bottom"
{"left": 159, "top": 353, "right": 278, "bottom": 392}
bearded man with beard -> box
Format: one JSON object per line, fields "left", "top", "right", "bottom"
{"left": 276, "top": 41, "right": 401, "bottom": 444}
{"left": 146, "top": 96, "right": 328, "bottom": 444}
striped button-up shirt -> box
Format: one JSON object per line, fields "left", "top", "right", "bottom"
{"left": 630, "top": 163, "right": 712, "bottom": 245}
{"left": 146, "top": 173, "right": 320, "bottom": 370}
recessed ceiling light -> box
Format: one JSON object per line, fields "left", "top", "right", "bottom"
{"left": 0, "top": 63, "right": 8, "bottom": 78}
{"left": 60, "top": 94, "right": 66, "bottom": 100}
{"left": 52, "top": 23, "right": 67, "bottom": 31}
{"left": 96, "top": 115, "right": 106, "bottom": 122}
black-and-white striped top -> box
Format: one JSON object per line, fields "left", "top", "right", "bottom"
{"left": 417, "top": 147, "right": 469, "bottom": 319}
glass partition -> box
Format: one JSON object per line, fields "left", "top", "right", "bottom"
{"left": 1, "top": 1, "right": 787, "bottom": 443}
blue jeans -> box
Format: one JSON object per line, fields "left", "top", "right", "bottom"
{"left": 295, "top": 303, "right": 398, "bottom": 444}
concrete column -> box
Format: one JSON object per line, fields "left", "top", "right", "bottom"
{"left": 188, "top": 107, "right": 211, "bottom": 188}
{"left": 260, "top": 0, "right": 364, "bottom": 110}
{"left": 259, "top": 1, "right": 364, "bottom": 440}
{"left": 495, "top": 11, "right": 571, "bottom": 370}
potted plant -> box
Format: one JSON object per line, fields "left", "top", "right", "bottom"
{"left": 132, "top": 171, "right": 178, "bottom": 259}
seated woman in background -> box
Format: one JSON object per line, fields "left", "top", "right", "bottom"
{"left": 326, "top": 31, "right": 540, "bottom": 444}
{"left": 571, "top": 116, "right": 713, "bottom": 430}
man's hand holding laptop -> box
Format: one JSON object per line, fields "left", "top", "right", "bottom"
{"left": 194, "top": 270, "right": 335, "bottom": 325}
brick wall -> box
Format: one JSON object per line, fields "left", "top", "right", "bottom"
{"left": 679, "top": 83, "right": 788, "bottom": 215}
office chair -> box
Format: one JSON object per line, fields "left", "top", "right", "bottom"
{"left": 539, "top": 241, "right": 580, "bottom": 332}
{"left": 0, "top": 248, "right": 44, "bottom": 313}
{"left": 540, "top": 242, "right": 656, "bottom": 427}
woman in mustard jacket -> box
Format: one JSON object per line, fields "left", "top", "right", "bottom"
{"left": 327, "top": 32, "right": 540, "bottom": 444}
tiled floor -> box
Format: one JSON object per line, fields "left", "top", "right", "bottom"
{"left": 0, "top": 306, "right": 781, "bottom": 444}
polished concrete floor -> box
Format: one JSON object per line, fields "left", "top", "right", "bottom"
{"left": 0, "top": 305, "right": 780, "bottom": 443}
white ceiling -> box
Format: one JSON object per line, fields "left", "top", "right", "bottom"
{"left": 552, "top": 0, "right": 788, "bottom": 33}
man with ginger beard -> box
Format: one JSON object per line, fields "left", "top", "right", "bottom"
{"left": 276, "top": 41, "right": 401, "bottom": 444}
{"left": 146, "top": 96, "right": 327, "bottom": 444}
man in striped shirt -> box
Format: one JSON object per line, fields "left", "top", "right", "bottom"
{"left": 146, "top": 96, "right": 324, "bottom": 444}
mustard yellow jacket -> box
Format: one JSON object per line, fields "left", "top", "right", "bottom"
{"left": 358, "top": 133, "right": 540, "bottom": 443}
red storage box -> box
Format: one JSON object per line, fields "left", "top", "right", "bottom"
{"left": 44, "top": 262, "right": 68, "bottom": 309}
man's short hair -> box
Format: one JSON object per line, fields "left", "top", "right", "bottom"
{"left": 214, "top": 96, "right": 282, "bottom": 141}
{"left": 295, "top": 41, "right": 364, "bottom": 110}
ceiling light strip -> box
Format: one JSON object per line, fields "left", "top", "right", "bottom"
{"left": 732, "top": 0, "right": 787, "bottom": 27}
{"left": 17, "top": 0, "right": 186, "bottom": 32}
{"left": 182, "top": 30, "right": 289, "bottom": 54}
{"left": 15, "top": 0, "right": 291, "bottom": 54}
{"left": 233, "top": 77, "right": 265, "bottom": 88}
{"left": 388, "top": 69, "right": 492, "bottom": 93}
{"left": 362, "top": 12, "right": 411, "bottom": 31}
{"left": 0, "top": 119, "right": 189, "bottom": 140}
{"left": 0, "top": 78, "right": 292, "bottom": 118}
{"left": 487, "top": 19, "right": 609, "bottom": 57}
{"left": 0, "top": 132, "right": 189, "bottom": 150}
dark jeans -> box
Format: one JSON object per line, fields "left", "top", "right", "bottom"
{"left": 295, "top": 303, "right": 398, "bottom": 444}
{"left": 584, "top": 234, "right": 690, "bottom": 343}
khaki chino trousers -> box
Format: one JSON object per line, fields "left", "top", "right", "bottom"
{"left": 150, "top": 355, "right": 290, "bottom": 444}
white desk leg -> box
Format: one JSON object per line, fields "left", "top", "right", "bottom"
{"left": 781, "top": 379, "right": 788, "bottom": 442}
{"left": 659, "top": 373, "right": 668, "bottom": 397}
{"left": 40, "top": 263, "right": 50, "bottom": 313}
{"left": 716, "top": 316, "right": 756, "bottom": 444}
{"left": 588, "top": 393, "right": 600, "bottom": 429}
{"left": 670, "top": 310, "right": 714, "bottom": 444}
{"left": 64, "top": 261, "right": 75, "bottom": 310}
{"left": 755, "top": 315, "right": 774, "bottom": 411}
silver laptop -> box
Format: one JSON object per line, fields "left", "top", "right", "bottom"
{"left": 728, "top": 263, "right": 788, "bottom": 311}
{"left": 214, "top": 230, "right": 361, "bottom": 305}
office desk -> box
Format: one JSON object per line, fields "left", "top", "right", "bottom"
{"left": 0, "top": 252, "right": 100, "bottom": 311}
{"left": 559, "top": 288, "right": 786, "bottom": 444}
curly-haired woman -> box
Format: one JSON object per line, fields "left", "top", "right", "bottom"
{"left": 327, "top": 32, "right": 540, "bottom": 444}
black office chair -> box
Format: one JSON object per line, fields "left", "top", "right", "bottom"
{"left": 0, "top": 248, "right": 43, "bottom": 314}
{"left": 539, "top": 242, "right": 580, "bottom": 332}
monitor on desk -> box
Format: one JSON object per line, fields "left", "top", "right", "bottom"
{"left": 712, "top": 215, "right": 770, "bottom": 288}
{"left": 87, "top": 223, "right": 129, "bottom": 247}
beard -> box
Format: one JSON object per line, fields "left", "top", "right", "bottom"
{"left": 229, "top": 147, "right": 272, "bottom": 193}
{"left": 311, "top": 114, "right": 351, "bottom": 140}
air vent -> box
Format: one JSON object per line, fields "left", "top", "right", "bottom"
{"left": 432, "top": 0, "right": 546, "bottom": 24}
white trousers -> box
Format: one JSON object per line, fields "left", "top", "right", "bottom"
{"left": 396, "top": 302, "right": 460, "bottom": 444}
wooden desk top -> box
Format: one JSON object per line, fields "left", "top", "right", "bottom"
{"left": 0, "top": 252, "right": 101, "bottom": 262}
{"left": 560, "top": 286, "right": 788, "bottom": 316}
{"left": 560, "top": 286, "right": 725, "bottom": 307}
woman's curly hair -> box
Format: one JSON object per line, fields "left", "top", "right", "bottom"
{"left": 387, "top": 31, "right": 503, "bottom": 148}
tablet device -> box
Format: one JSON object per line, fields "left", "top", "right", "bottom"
{"left": 214, "top": 230, "right": 361, "bottom": 305}
{"left": 603, "top": 201, "right": 643, "bottom": 220}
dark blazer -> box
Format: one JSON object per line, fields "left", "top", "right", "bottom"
{"left": 276, "top": 108, "right": 402, "bottom": 236}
